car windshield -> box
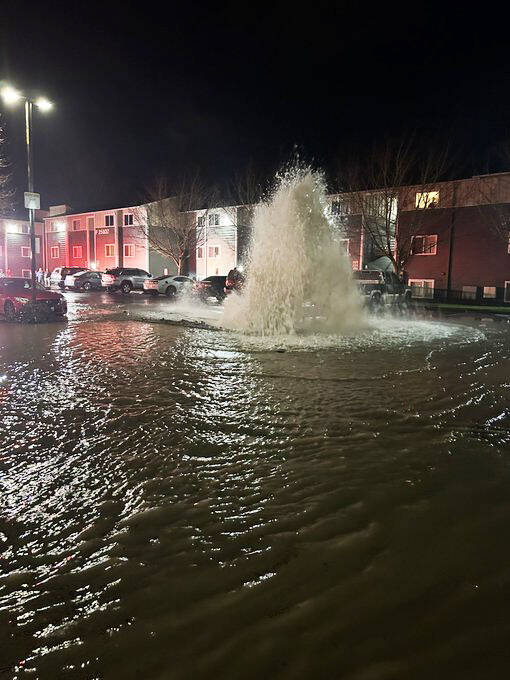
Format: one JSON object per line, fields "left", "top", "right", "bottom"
{"left": 353, "top": 271, "right": 383, "bottom": 282}
{"left": 105, "top": 269, "right": 120, "bottom": 275}
{"left": 153, "top": 275, "right": 170, "bottom": 281}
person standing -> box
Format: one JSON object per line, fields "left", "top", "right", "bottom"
{"left": 36, "top": 268, "right": 44, "bottom": 285}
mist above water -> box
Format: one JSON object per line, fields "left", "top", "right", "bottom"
{"left": 222, "top": 167, "right": 365, "bottom": 336}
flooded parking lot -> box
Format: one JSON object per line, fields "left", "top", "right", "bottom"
{"left": 1, "top": 292, "right": 510, "bottom": 679}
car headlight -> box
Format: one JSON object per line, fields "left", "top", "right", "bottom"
{"left": 14, "top": 297, "right": 29, "bottom": 303}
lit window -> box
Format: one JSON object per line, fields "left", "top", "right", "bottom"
{"left": 197, "top": 247, "right": 204, "bottom": 259}
{"left": 124, "top": 243, "right": 135, "bottom": 258}
{"left": 415, "top": 191, "right": 439, "bottom": 209}
{"left": 507, "top": 235, "right": 510, "bottom": 254}
{"left": 462, "top": 286, "right": 477, "bottom": 300}
{"left": 105, "top": 244, "right": 115, "bottom": 257}
{"left": 411, "top": 235, "right": 438, "bottom": 255}
{"left": 483, "top": 286, "right": 496, "bottom": 299}
{"left": 72, "top": 219, "right": 80, "bottom": 231}
{"left": 72, "top": 245, "right": 83, "bottom": 259}
{"left": 124, "top": 213, "right": 134, "bottom": 226}
{"left": 105, "top": 215, "right": 114, "bottom": 227}
{"left": 408, "top": 279, "right": 435, "bottom": 299}
{"left": 208, "top": 213, "right": 220, "bottom": 226}
{"left": 87, "top": 217, "right": 95, "bottom": 229}
{"left": 505, "top": 282, "right": 510, "bottom": 303}
{"left": 51, "top": 246, "right": 59, "bottom": 258}
{"left": 21, "top": 246, "right": 31, "bottom": 257}
{"left": 208, "top": 246, "right": 220, "bottom": 258}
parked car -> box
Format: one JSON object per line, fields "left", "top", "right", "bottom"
{"left": 65, "top": 270, "right": 104, "bottom": 291}
{"left": 353, "top": 270, "right": 411, "bottom": 306}
{"left": 51, "top": 267, "right": 89, "bottom": 288}
{"left": 0, "top": 277, "right": 67, "bottom": 321}
{"left": 143, "top": 274, "right": 193, "bottom": 298}
{"left": 192, "top": 276, "right": 227, "bottom": 302}
{"left": 101, "top": 267, "right": 152, "bottom": 294}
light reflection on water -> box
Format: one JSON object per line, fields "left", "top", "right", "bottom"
{"left": 0, "top": 316, "right": 510, "bottom": 679}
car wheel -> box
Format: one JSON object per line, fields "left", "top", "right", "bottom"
{"left": 150, "top": 290, "right": 159, "bottom": 296}
{"left": 82, "top": 282, "right": 92, "bottom": 291}
{"left": 121, "top": 281, "right": 132, "bottom": 294}
{"left": 165, "top": 285, "right": 177, "bottom": 299}
{"left": 4, "top": 301, "right": 17, "bottom": 322}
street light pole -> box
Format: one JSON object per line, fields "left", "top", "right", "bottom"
{"left": 0, "top": 85, "right": 52, "bottom": 305}
{"left": 25, "top": 98, "right": 37, "bottom": 304}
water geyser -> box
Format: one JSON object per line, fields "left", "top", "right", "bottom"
{"left": 222, "top": 167, "right": 365, "bottom": 336}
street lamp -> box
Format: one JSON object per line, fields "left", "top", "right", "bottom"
{"left": 0, "top": 84, "right": 53, "bottom": 304}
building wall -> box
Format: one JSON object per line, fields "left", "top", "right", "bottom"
{"left": 194, "top": 207, "right": 237, "bottom": 279}
{"left": 0, "top": 218, "right": 45, "bottom": 276}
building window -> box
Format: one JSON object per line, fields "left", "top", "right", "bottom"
{"left": 72, "top": 219, "right": 81, "bottom": 231}
{"left": 197, "top": 247, "right": 204, "bottom": 258}
{"left": 483, "top": 286, "right": 497, "bottom": 299}
{"left": 51, "top": 246, "right": 60, "bottom": 258}
{"left": 462, "top": 285, "right": 477, "bottom": 300}
{"left": 19, "top": 224, "right": 29, "bottom": 234}
{"left": 331, "top": 200, "right": 349, "bottom": 216}
{"left": 415, "top": 191, "right": 439, "bottom": 209}
{"left": 22, "top": 269, "right": 31, "bottom": 279}
{"left": 507, "top": 235, "right": 510, "bottom": 254}
{"left": 87, "top": 217, "right": 95, "bottom": 229}
{"left": 505, "top": 282, "right": 510, "bottom": 303}
{"left": 124, "top": 213, "right": 134, "bottom": 226}
{"left": 208, "top": 213, "right": 220, "bottom": 227}
{"left": 124, "top": 243, "right": 135, "bottom": 258}
{"left": 208, "top": 246, "right": 220, "bottom": 258}
{"left": 21, "top": 246, "right": 31, "bottom": 258}
{"left": 408, "top": 279, "right": 435, "bottom": 299}
{"left": 35, "top": 238, "right": 41, "bottom": 254}
{"left": 72, "top": 245, "right": 83, "bottom": 259}
{"left": 197, "top": 215, "right": 205, "bottom": 227}
{"left": 339, "top": 238, "right": 350, "bottom": 254}
{"left": 411, "top": 234, "right": 438, "bottom": 255}
{"left": 105, "top": 244, "right": 115, "bottom": 257}
{"left": 105, "top": 215, "right": 114, "bottom": 227}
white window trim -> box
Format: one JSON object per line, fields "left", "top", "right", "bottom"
{"left": 339, "top": 238, "right": 350, "bottom": 254}
{"left": 483, "top": 286, "right": 497, "bottom": 299}
{"left": 408, "top": 278, "right": 435, "bottom": 299}
{"left": 124, "top": 243, "right": 135, "bottom": 258}
{"left": 411, "top": 234, "right": 438, "bottom": 256}
{"left": 72, "top": 245, "right": 83, "bottom": 259}
{"left": 21, "top": 246, "right": 31, "bottom": 258}
{"left": 105, "top": 214, "right": 115, "bottom": 227}
{"left": 507, "top": 236, "right": 510, "bottom": 254}
{"left": 50, "top": 246, "right": 60, "bottom": 259}
{"left": 21, "top": 269, "right": 31, "bottom": 279}
{"left": 105, "top": 244, "right": 115, "bottom": 258}
{"left": 124, "top": 213, "right": 134, "bottom": 226}
{"left": 72, "top": 219, "right": 81, "bottom": 230}
{"left": 208, "top": 245, "right": 221, "bottom": 258}
{"left": 208, "top": 213, "right": 220, "bottom": 227}
{"left": 505, "top": 281, "right": 510, "bottom": 303}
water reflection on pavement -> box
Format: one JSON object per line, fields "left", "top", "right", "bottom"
{"left": 1, "top": 294, "right": 510, "bottom": 679}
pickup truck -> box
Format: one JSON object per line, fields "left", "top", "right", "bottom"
{"left": 353, "top": 270, "right": 412, "bottom": 307}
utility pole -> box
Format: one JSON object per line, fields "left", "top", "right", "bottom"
{"left": 25, "top": 99, "right": 37, "bottom": 303}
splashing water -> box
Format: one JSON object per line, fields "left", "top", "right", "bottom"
{"left": 222, "top": 168, "right": 365, "bottom": 335}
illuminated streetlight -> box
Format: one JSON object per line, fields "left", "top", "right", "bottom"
{"left": 0, "top": 83, "right": 53, "bottom": 303}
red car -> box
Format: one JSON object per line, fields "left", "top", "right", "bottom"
{"left": 0, "top": 277, "right": 67, "bottom": 321}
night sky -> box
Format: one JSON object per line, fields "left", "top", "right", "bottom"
{"left": 1, "top": 2, "right": 509, "bottom": 212}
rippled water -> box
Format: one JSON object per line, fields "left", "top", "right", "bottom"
{"left": 1, "top": 308, "right": 510, "bottom": 679}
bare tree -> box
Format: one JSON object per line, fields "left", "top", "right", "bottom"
{"left": 133, "top": 174, "right": 217, "bottom": 275}
{"left": 0, "top": 119, "right": 14, "bottom": 215}
{"left": 472, "top": 146, "right": 510, "bottom": 244}
{"left": 337, "top": 137, "right": 451, "bottom": 275}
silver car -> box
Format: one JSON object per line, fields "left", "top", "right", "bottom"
{"left": 143, "top": 275, "right": 193, "bottom": 298}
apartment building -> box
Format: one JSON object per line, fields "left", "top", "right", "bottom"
{"left": 0, "top": 213, "right": 46, "bottom": 277}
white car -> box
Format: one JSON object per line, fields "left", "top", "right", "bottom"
{"left": 143, "top": 275, "right": 193, "bottom": 298}
{"left": 50, "top": 267, "right": 89, "bottom": 287}
{"left": 64, "top": 270, "right": 89, "bottom": 289}
{"left": 50, "top": 267, "right": 65, "bottom": 286}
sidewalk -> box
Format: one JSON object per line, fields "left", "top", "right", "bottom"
{"left": 415, "top": 301, "right": 510, "bottom": 317}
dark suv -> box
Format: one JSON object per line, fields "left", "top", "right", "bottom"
{"left": 353, "top": 270, "right": 411, "bottom": 307}
{"left": 102, "top": 268, "right": 152, "bottom": 294}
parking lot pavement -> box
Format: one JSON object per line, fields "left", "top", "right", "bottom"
{"left": 61, "top": 288, "right": 223, "bottom": 325}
